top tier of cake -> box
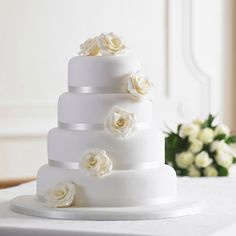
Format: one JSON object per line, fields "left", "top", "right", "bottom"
{"left": 68, "top": 56, "right": 140, "bottom": 88}
{"left": 62, "top": 33, "right": 154, "bottom": 129}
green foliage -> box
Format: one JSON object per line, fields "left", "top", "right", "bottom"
{"left": 226, "top": 135, "right": 236, "bottom": 144}
{"left": 165, "top": 130, "right": 190, "bottom": 168}
{"left": 216, "top": 166, "right": 228, "bottom": 176}
{"left": 178, "top": 169, "right": 188, "bottom": 176}
{"left": 214, "top": 134, "right": 226, "bottom": 141}
{"left": 177, "top": 124, "right": 182, "bottom": 134}
{"left": 202, "top": 114, "right": 215, "bottom": 128}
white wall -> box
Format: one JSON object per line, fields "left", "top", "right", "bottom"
{"left": 0, "top": 0, "right": 228, "bottom": 180}
{"left": 0, "top": 0, "right": 166, "bottom": 180}
{"left": 161, "top": 0, "right": 227, "bottom": 128}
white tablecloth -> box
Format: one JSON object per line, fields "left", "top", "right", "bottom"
{"left": 0, "top": 177, "right": 236, "bottom": 236}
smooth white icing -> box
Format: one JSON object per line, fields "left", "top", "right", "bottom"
{"left": 68, "top": 56, "right": 140, "bottom": 87}
{"left": 36, "top": 52, "right": 177, "bottom": 208}
{"left": 48, "top": 127, "right": 164, "bottom": 170}
{"left": 58, "top": 93, "right": 152, "bottom": 124}
{"left": 37, "top": 164, "right": 177, "bottom": 207}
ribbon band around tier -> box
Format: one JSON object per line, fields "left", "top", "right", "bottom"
{"left": 48, "top": 159, "right": 160, "bottom": 171}
{"left": 59, "top": 122, "right": 150, "bottom": 131}
{"left": 69, "top": 86, "right": 128, "bottom": 94}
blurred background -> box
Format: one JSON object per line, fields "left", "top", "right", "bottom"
{"left": 0, "top": 0, "right": 235, "bottom": 186}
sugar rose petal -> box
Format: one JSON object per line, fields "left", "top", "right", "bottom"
{"left": 79, "top": 37, "right": 100, "bottom": 56}
{"left": 97, "top": 32, "right": 126, "bottom": 55}
{"left": 45, "top": 182, "right": 77, "bottom": 208}
{"left": 128, "top": 72, "right": 153, "bottom": 99}
{"left": 81, "top": 149, "right": 113, "bottom": 177}
{"left": 104, "top": 106, "right": 136, "bottom": 138}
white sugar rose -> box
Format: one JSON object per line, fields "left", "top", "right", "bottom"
{"left": 214, "top": 125, "right": 230, "bottom": 137}
{"left": 176, "top": 151, "right": 194, "bottom": 169}
{"left": 198, "top": 127, "right": 214, "bottom": 144}
{"left": 210, "top": 140, "right": 228, "bottom": 153}
{"left": 128, "top": 72, "right": 153, "bottom": 99}
{"left": 179, "top": 123, "right": 200, "bottom": 139}
{"left": 97, "top": 32, "right": 126, "bottom": 55}
{"left": 203, "top": 165, "right": 218, "bottom": 177}
{"left": 215, "top": 151, "right": 233, "bottom": 169}
{"left": 195, "top": 151, "right": 212, "bottom": 168}
{"left": 81, "top": 149, "right": 112, "bottom": 177}
{"left": 45, "top": 182, "right": 77, "bottom": 208}
{"left": 104, "top": 106, "right": 136, "bottom": 138}
{"left": 189, "top": 138, "right": 203, "bottom": 154}
{"left": 188, "top": 165, "right": 201, "bottom": 177}
{"left": 79, "top": 37, "right": 100, "bottom": 56}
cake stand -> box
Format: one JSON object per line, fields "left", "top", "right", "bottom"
{"left": 10, "top": 195, "right": 202, "bottom": 220}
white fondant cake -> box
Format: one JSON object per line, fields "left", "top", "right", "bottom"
{"left": 37, "top": 165, "right": 176, "bottom": 207}
{"left": 68, "top": 56, "right": 140, "bottom": 88}
{"left": 58, "top": 93, "right": 152, "bottom": 124}
{"left": 36, "top": 33, "right": 177, "bottom": 208}
{"left": 47, "top": 128, "right": 164, "bottom": 169}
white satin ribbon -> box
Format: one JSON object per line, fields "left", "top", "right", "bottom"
{"left": 49, "top": 160, "right": 80, "bottom": 169}
{"left": 35, "top": 194, "right": 176, "bottom": 212}
{"left": 59, "top": 122, "right": 104, "bottom": 130}
{"left": 68, "top": 86, "right": 128, "bottom": 94}
{"left": 58, "top": 122, "right": 150, "bottom": 131}
{"left": 48, "top": 159, "right": 160, "bottom": 170}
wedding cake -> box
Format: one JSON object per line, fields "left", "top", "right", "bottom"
{"left": 36, "top": 33, "right": 177, "bottom": 208}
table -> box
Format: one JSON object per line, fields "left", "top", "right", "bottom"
{"left": 0, "top": 177, "right": 236, "bottom": 236}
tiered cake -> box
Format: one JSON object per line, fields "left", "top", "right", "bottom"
{"left": 37, "top": 33, "right": 177, "bottom": 208}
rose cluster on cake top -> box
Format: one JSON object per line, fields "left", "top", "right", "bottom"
{"left": 79, "top": 32, "right": 126, "bottom": 56}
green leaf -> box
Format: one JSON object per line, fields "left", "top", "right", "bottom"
{"left": 214, "top": 134, "right": 226, "bottom": 141}
{"left": 178, "top": 168, "right": 188, "bottom": 176}
{"left": 163, "top": 124, "right": 175, "bottom": 136}
{"left": 233, "top": 157, "right": 236, "bottom": 164}
{"left": 177, "top": 124, "right": 182, "bottom": 134}
{"left": 165, "top": 148, "right": 176, "bottom": 164}
{"left": 165, "top": 131, "right": 191, "bottom": 172}
{"left": 202, "top": 114, "right": 215, "bottom": 128}
{"left": 216, "top": 166, "right": 228, "bottom": 176}
{"left": 165, "top": 134, "right": 189, "bottom": 153}
{"left": 226, "top": 135, "right": 236, "bottom": 144}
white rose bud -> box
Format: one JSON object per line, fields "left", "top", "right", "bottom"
{"left": 193, "top": 118, "right": 204, "bottom": 127}
{"left": 198, "top": 128, "right": 214, "bottom": 144}
{"left": 179, "top": 124, "right": 200, "bottom": 139}
{"left": 203, "top": 165, "right": 218, "bottom": 177}
{"left": 215, "top": 151, "right": 233, "bottom": 169}
{"left": 210, "top": 140, "right": 228, "bottom": 153}
{"left": 229, "top": 165, "right": 236, "bottom": 177}
{"left": 214, "top": 125, "right": 230, "bottom": 138}
{"left": 195, "top": 151, "right": 212, "bottom": 168}
{"left": 188, "top": 165, "right": 201, "bottom": 177}
{"left": 189, "top": 138, "right": 203, "bottom": 154}
{"left": 176, "top": 151, "right": 194, "bottom": 169}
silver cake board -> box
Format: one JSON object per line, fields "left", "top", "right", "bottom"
{"left": 10, "top": 195, "right": 202, "bottom": 220}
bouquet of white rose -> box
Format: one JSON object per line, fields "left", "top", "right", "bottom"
{"left": 165, "top": 115, "right": 236, "bottom": 177}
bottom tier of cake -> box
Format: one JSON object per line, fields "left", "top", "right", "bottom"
{"left": 37, "top": 164, "right": 177, "bottom": 207}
